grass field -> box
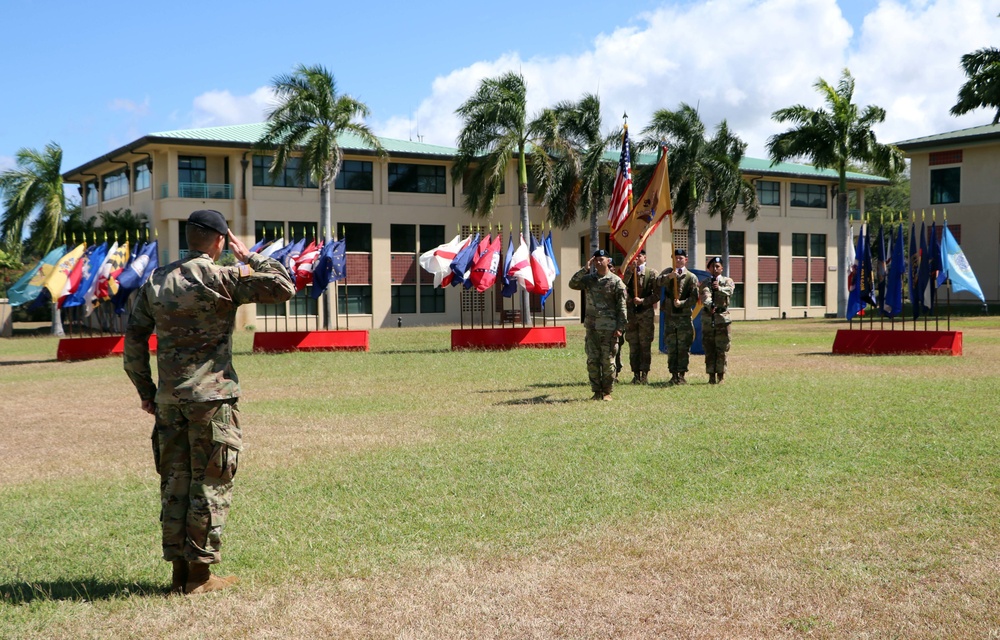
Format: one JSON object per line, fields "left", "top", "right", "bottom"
{"left": 1, "top": 318, "right": 998, "bottom": 639}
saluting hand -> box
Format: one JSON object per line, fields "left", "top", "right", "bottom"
{"left": 228, "top": 231, "right": 250, "bottom": 262}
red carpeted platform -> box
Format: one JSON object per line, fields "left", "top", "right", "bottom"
{"left": 451, "top": 326, "right": 566, "bottom": 350}
{"left": 57, "top": 335, "right": 158, "bottom": 361}
{"left": 832, "top": 329, "right": 962, "bottom": 355}
{"left": 252, "top": 330, "right": 370, "bottom": 353}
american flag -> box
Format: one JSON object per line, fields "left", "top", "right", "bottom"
{"left": 608, "top": 124, "right": 632, "bottom": 231}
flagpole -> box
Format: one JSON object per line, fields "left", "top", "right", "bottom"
{"left": 944, "top": 209, "right": 951, "bottom": 332}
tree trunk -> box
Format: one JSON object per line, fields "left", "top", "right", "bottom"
{"left": 721, "top": 215, "right": 730, "bottom": 276}
{"left": 320, "top": 180, "right": 334, "bottom": 330}
{"left": 687, "top": 214, "right": 698, "bottom": 267}
{"left": 836, "top": 182, "right": 849, "bottom": 318}
{"left": 589, "top": 207, "right": 599, "bottom": 258}
{"left": 50, "top": 300, "right": 64, "bottom": 336}
{"left": 520, "top": 182, "right": 531, "bottom": 324}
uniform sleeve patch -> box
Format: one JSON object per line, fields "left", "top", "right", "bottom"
{"left": 238, "top": 264, "right": 254, "bottom": 277}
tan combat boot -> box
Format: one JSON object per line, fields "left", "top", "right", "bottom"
{"left": 170, "top": 559, "right": 188, "bottom": 595}
{"left": 716, "top": 372, "right": 725, "bottom": 385}
{"left": 640, "top": 371, "right": 648, "bottom": 385}
{"left": 708, "top": 373, "right": 717, "bottom": 385}
{"left": 185, "top": 563, "right": 239, "bottom": 595}
{"left": 677, "top": 373, "right": 688, "bottom": 385}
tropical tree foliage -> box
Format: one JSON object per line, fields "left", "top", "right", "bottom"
{"left": 529, "top": 93, "right": 617, "bottom": 256}
{"left": 767, "top": 69, "right": 903, "bottom": 318}
{"left": 703, "top": 121, "right": 759, "bottom": 274}
{"left": 256, "top": 64, "right": 386, "bottom": 328}
{"left": 99, "top": 208, "right": 151, "bottom": 248}
{"left": 0, "top": 142, "right": 66, "bottom": 257}
{"left": 950, "top": 47, "right": 1000, "bottom": 124}
{"left": 453, "top": 71, "right": 539, "bottom": 314}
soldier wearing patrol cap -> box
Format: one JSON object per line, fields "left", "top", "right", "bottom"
{"left": 569, "top": 249, "right": 628, "bottom": 400}
{"left": 124, "top": 209, "right": 295, "bottom": 595}
{"left": 699, "top": 256, "right": 736, "bottom": 384}
{"left": 654, "top": 248, "right": 699, "bottom": 385}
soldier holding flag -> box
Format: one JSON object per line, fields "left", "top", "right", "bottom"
{"left": 654, "top": 249, "right": 699, "bottom": 385}
{"left": 623, "top": 249, "right": 658, "bottom": 384}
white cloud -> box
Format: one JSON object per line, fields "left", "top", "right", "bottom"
{"left": 375, "top": 0, "right": 1000, "bottom": 157}
{"left": 188, "top": 87, "right": 276, "bottom": 129}
{"left": 109, "top": 97, "right": 151, "bottom": 117}
{"left": 0, "top": 155, "right": 14, "bottom": 172}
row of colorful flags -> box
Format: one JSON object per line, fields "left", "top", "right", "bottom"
{"left": 7, "top": 240, "right": 160, "bottom": 314}
{"left": 248, "top": 235, "right": 347, "bottom": 299}
{"left": 848, "top": 216, "right": 984, "bottom": 320}
{"left": 418, "top": 231, "right": 560, "bottom": 303}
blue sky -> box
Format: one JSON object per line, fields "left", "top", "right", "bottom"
{"left": 1, "top": 0, "right": 998, "bottom": 183}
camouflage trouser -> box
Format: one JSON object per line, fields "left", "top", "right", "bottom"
{"left": 625, "top": 311, "right": 655, "bottom": 373}
{"left": 152, "top": 399, "right": 242, "bottom": 565}
{"left": 702, "top": 319, "right": 732, "bottom": 374}
{"left": 585, "top": 327, "right": 619, "bottom": 394}
{"left": 663, "top": 320, "right": 694, "bottom": 374}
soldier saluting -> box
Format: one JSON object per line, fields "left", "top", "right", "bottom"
{"left": 569, "top": 249, "right": 628, "bottom": 401}
{"left": 124, "top": 209, "right": 295, "bottom": 595}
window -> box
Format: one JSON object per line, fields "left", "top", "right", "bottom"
{"left": 792, "top": 233, "right": 808, "bottom": 257}
{"left": 810, "top": 283, "right": 826, "bottom": 307}
{"left": 339, "top": 223, "right": 372, "bottom": 252}
{"left": 335, "top": 160, "right": 373, "bottom": 191}
{"left": 339, "top": 286, "right": 372, "bottom": 314}
{"left": 756, "top": 180, "right": 780, "bottom": 206}
{"left": 391, "top": 224, "right": 416, "bottom": 253}
{"left": 731, "top": 284, "right": 744, "bottom": 309}
{"left": 391, "top": 285, "right": 417, "bottom": 314}
{"left": 252, "top": 155, "right": 317, "bottom": 188}
{"left": 792, "top": 283, "right": 808, "bottom": 307}
{"left": 288, "top": 221, "right": 317, "bottom": 244}
{"left": 790, "top": 183, "right": 827, "bottom": 208}
{"left": 103, "top": 169, "right": 129, "bottom": 201}
{"left": 810, "top": 234, "right": 826, "bottom": 258}
{"left": 930, "top": 167, "right": 960, "bottom": 204}
{"left": 706, "top": 230, "right": 745, "bottom": 255}
{"left": 758, "top": 232, "right": 779, "bottom": 257}
{"left": 420, "top": 225, "right": 445, "bottom": 253}
{"left": 388, "top": 163, "right": 446, "bottom": 193}
{"left": 255, "top": 221, "right": 284, "bottom": 244}
{"left": 758, "top": 283, "right": 779, "bottom": 307}
{"left": 179, "top": 156, "right": 206, "bottom": 184}
{"left": 85, "top": 180, "right": 98, "bottom": 206}
{"left": 420, "top": 285, "right": 445, "bottom": 313}
{"left": 134, "top": 161, "right": 151, "bottom": 192}
{"left": 290, "top": 288, "right": 318, "bottom": 317}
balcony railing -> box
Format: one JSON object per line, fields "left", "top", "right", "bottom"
{"left": 160, "top": 182, "right": 233, "bottom": 199}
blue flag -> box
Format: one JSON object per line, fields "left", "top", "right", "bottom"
{"left": 917, "top": 222, "right": 931, "bottom": 312}
{"left": 310, "top": 238, "right": 347, "bottom": 299}
{"left": 908, "top": 222, "right": 921, "bottom": 320}
{"left": 928, "top": 220, "right": 941, "bottom": 285}
{"left": 939, "top": 221, "right": 985, "bottom": 303}
{"left": 7, "top": 245, "right": 67, "bottom": 307}
{"left": 113, "top": 240, "right": 159, "bottom": 314}
{"left": 500, "top": 234, "right": 517, "bottom": 298}
{"left": 883, "top": 226, "right": 904, "bottom": 317}
{"left": 860, "top": 225, "right": 876, "bottom": 308}
{"left": 875, "top": 224, "right": 887, "bottom": 312}
{"left": 846, "top": 225, "right": 866, "bottom": 319}
{"left": 62, "top": 242, "right": 110, "bottom": 308}
{"left": 449, "top": 232, "right": 479, "bottom": 287}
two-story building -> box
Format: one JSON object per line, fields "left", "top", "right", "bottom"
{"left": 62, "top": 122, "right": 888, "bottom": 329}
{"left": 896, "top": 123, "right": 1000, "bottom": 305}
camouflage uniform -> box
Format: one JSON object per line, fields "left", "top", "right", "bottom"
{"left": 699, "top": 274, "right": 736, "bottom": 377}
{"left": 654, "top": 267, "right": 699, "bottom": 376}
{"left": 124, "top": 251, "right": 294, "bottom": 565}
{"left": 569, "top": 267, "right": 628, "bottom": 396}
{"left": 623, "top": 265, "right": 659, "bottom": 380}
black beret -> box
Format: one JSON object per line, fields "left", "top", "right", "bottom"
{"left": 639, "top": 249, "right": 647, "bottom": 255}
{"left": 593, "top": 249, "right": 609, "bottom": 258}
{"left": 674, "top": 248, "right": 687, "bottom": 257}
{"left": 187, "top": 209, "right": 229, "bottom": 236}
{"left": 707, "top": 256, "right": 722, "bottom": 267}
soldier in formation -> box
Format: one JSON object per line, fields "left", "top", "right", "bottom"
{"left": 699, "top": 256, "right": 736, "bottom": 384}
{"left": 124, "top": 209, "right": 295, "bottom": 595}
{"left": 622, "top": 249, "right": 659, "bottom": 384}
{"left": 569, "top": 249, "right": 628, "bottom": 400}
{"left": 654, "top": 248, "right": 699, "bottom": 385}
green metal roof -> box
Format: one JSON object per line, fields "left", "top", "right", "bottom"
{"left": 894, "top": 123, "right": 1000, "bottom": 152}
{"left": 617, "top": 151, "right": 888, "bottom": 184}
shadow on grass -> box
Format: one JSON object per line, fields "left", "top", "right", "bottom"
{"left": 498, "top": 394, "right": 585, "bottom": 405}
{"left": 0, "top": 359, "right": 59, "bottom": 366}
{"left": 0, "top": 578, "right": 165, "bottom": 603}
{"left": 370, "top": 348, "right": 452, "bottom": 355}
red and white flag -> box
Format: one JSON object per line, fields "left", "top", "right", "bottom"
{"left": 607, "top": 124, "right": 632, "bottom": 232}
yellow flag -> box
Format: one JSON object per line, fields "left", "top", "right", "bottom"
{"left": 42, "top": 243, "right": 86, "bottom": 300}
{"left": 612, "top": 146, "right": 672, "bottom": 270}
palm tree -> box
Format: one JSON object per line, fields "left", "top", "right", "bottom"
{"left": 256, "top": 64, "right": 386, "bottom": 329}
{"left": 0, "top": 142, "right": 66, "bottom": 257}
{"left": 704, "top": 121, "right": 759, "bottom": 275}
{"left": 529, "top": 93, "right": 616, "bottom": 256}
{"left": 453, "top": 71, "right": 539, "bottom": 318}
{"left": 641, "top": 104, "right": 715, "bottom": 266}
{"left": 767, "top": 68, "right": 903, "bottom": 318}
{"left": 99, "top": 207, "right": 150, "bottom": 249}
{"left": 950, "top": 47, "right": 1000, "bottom": 124}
